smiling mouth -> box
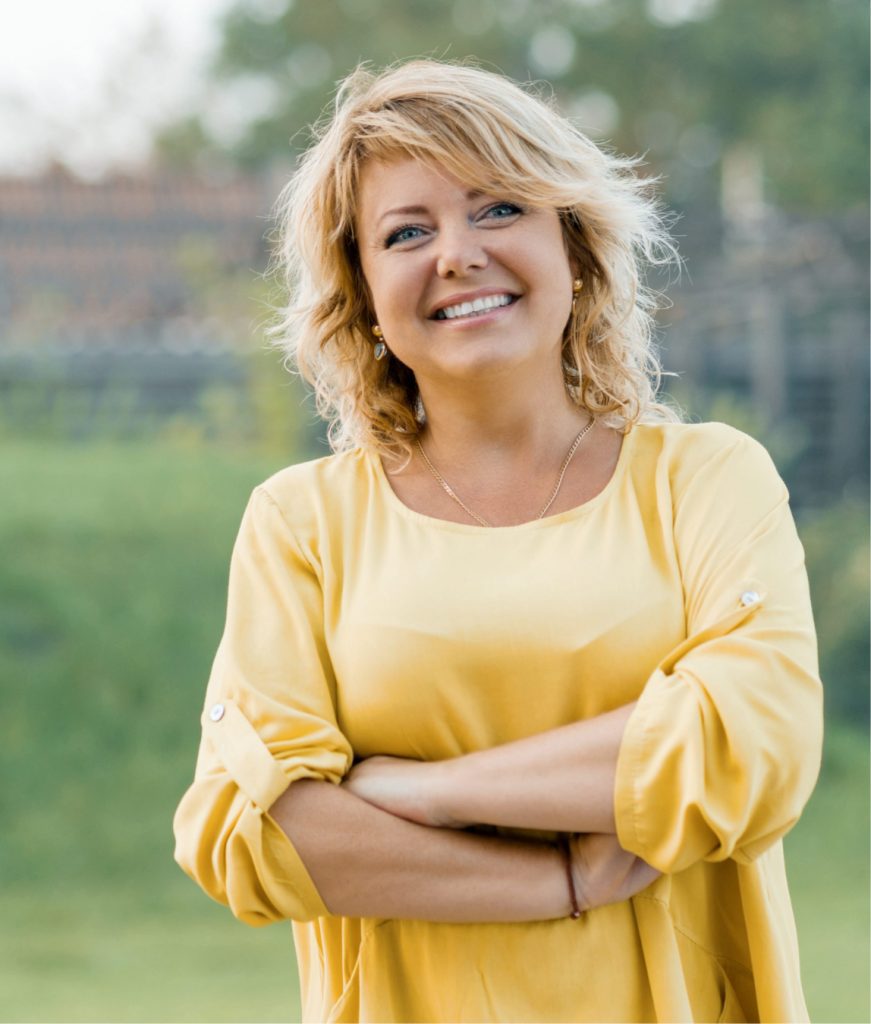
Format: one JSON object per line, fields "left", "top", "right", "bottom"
{"left": 432, "top": 294, "right": 518, "bottom": 321}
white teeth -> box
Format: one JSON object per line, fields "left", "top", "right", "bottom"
{"left": 436, "top": 294, "right": 514, "bottom": 320}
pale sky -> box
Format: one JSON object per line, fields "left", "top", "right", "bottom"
{"left": 0, "top": 0, "right": 717, "bottom": 179}
{"left": 0, "top": 0, "right": 236, "bottom": 178}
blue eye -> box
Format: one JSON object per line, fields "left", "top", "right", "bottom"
{"left": 485, "top": 202, "right": 523, "bottom": 220}
{"left": 385, "top": 224, "right": 423, "bottom": 247}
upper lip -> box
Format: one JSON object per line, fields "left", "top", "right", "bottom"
{"left": 427, "top": 287, "right": 519, "bottom": 319}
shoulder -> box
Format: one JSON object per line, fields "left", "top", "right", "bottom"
{"left": 258, "top": 447, "right": 370, "bottom": 502}
{"left": 628, "top": 420, "right": 787, "bottom": 508}
{"left": 249, "top": 447, "right": 375, "bottom": 536}
{"left": 631, "top": 420, "right": 779, "bottom": 476}
{"left": 630, "top": 419, "right": 765, "bottom": 462}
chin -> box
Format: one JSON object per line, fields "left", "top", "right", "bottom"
{"left": 440, "top": 351, "right": 539, "bottom": 386}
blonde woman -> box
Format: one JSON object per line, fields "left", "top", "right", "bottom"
{"left": 173, "top": 60, "right": 822, "bottom": 1023}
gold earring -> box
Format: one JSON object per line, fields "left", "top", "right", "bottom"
{"left": 372, "top": 324, "right": 387, "bottom": 361}
{"left": 571, "top": 278, "right": 583, "bottom": 313}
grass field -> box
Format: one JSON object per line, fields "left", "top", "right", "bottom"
{"left": 1, "top": 439, "right": 868, "bottom": 1022}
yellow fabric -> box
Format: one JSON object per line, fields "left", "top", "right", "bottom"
{"left": 173, "top": 421, "right": 822, "bottom": 1023}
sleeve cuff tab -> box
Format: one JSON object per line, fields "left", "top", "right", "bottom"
{"left": 202, "top": 698, "right": 291, "bottom": 811}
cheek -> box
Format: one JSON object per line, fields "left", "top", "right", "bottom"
{"left": 368, "top": 264, "right": 423, "bottom": 324}
{"left": 507, "top": 227, "right": 571, "bottom": 291}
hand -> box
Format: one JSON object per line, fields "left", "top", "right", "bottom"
{"left": 568, "top": 832, "right": 660, "bottom": 911}
{"left": 343, "top": 755, "right": 463, "bottom": 828}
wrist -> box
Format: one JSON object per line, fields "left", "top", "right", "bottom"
{"left": 568, "top": 836, "right": 592, "bottom": 913}
{"left": 428, "top": 756, "right": 467, "bottom": 828}
{"left": 558, "top": 834, "right": 583, "bottom": 918}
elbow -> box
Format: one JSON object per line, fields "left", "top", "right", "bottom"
{"left": 172, "top": 832, "right": 278, "bottom": 928}
{"left": 720, "top": 733, "right": 824, "bottom": 866}
{"left": 615, "top": 704, "right": 824, "bottom": 876}
{"left": 616, "top": 648, "right": 824, "bottom": 875}
{"left": 172, "top": 800, "right": 279, "bottom": 926}
{"left": 173, "top": 788, "right": 331, "bottom": 926}
{"left": 723, "top": 678, "right": 824, "bottom": 865}
{"left": 633, "top": 743, "right": 823, "bottom": 875}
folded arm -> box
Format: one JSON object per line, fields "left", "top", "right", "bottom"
{"left": 344, "top": 702, "right": 635, "bottom": 834}
{"left": 270, "top": 776, "right": 657, "bottom": 921}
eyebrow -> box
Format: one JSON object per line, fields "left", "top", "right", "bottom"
{"left": 376, "top": 190, "right": 484, "bottom": 228}
{"left": 377, "top": 205, "right": 428, "bottom": 227}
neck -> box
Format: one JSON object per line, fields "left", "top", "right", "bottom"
{"left": 415, "top": 365, "right": 586, "bottom": 470}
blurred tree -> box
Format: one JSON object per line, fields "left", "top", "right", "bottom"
{"left": 154, "top": 0, "right": 868, "bottom": 214}
{"left": 799, "top": 498, "right": 870, "bottom": 721}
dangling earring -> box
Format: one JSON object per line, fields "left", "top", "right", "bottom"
{"left": 571, "top": 278, "right": 584, "bottom": 314}
{"left": 372, "top": 324, "right": 387, "bottom": 361}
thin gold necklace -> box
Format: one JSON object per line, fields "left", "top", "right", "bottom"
{"left": 414, "top": 418, "right": 595, "bottom": 528}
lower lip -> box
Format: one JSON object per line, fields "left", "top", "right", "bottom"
{"left": 431, "top": 298, "right": 518, "bottom": 328}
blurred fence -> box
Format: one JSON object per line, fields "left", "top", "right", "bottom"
{"left": 0, "top": 342, "right": 247, "bottom": 439}
{"left": 663, "top": 209, "right": 869, "bottom": 507}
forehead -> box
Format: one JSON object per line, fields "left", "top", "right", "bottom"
{"left": 356, "top": 156, "right": 482, "bottom": 231}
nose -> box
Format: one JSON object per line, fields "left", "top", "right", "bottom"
{"left": 435, "top": 221, "right": 488, "bottom": 278}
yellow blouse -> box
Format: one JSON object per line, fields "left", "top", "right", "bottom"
{"left": 173, "top": 421, "right": 822, "bottom": 1023}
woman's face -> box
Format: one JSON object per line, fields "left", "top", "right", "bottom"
{"left": 355, "top": 156, "right": 575, "bottom": 390}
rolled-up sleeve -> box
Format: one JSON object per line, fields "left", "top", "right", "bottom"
{"left": 173, "top": 485, "right": 353, "bottom": 925}
{"left": 615, "top": 434, "right": 823, "bottom": 874}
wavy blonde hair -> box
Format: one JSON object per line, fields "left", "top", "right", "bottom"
{"left": 269, "top": 59, "right": 680, "bottom": 458}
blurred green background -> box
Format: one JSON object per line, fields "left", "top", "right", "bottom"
{"left": 1, "top": 1, "right": 868, "bottom": 1021}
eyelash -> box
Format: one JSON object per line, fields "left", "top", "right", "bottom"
{"left": 383, "top": 202, "right": 524, "bottom": 248}
{"left": 385, "top": 223, "right": 423, "bottom": 248}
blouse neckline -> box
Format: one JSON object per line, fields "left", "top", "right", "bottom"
{"left": 369, "top": 424, "right": 636, "bottom": 535}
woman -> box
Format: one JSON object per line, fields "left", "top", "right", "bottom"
{"left": 173, "top": 60, "right": 822, "bottom": 1023}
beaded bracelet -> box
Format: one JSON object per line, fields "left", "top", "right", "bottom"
{"left": 558, "top": 833, "right": 582, "bottom": 919}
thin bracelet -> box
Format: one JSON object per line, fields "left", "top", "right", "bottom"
{"left": 558, "top": 833, "right": 582, "bottom": 919}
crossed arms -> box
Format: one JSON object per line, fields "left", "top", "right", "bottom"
{"left": 269, "top": 701, "right": 658, "bottom": 922}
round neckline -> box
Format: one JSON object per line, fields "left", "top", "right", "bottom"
{"left": 369, "top": 425, "right": 636, "bottom": 534}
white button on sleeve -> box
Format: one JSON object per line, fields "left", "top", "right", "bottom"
{"left": 739, "top": 590, "right": 761, "bottom": 607}
{"left": 209, "top": 702, "right": 225, "bottom": 722}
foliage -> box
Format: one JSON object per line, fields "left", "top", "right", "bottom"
{"left": 0, "top": 348, "right": 322, "bottom": 456}
{"left": 799, "top": 498, "right": 870, "bottom": 720}
{"left": 155, "top": 0, "right": 869, "bottom": 214}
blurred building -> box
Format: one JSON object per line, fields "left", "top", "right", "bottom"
{"left": 663, "top": 209, "right": 869, "bottom": 507}
{"left": 0, "top": 165, "right": 281, "bottom": 425}
{"left": 0, "top": 164, "right": 277, "bottom": 345}
{"left": 0, "top": 167, "right": 867, "bottom": 506}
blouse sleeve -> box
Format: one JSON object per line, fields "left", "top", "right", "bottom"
{"left": 614, "top": 432, "right": 823, "bottom": 875}
{"left": 172, "top": 484, "right": 353, "bottom": 925}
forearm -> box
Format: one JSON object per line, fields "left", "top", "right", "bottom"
{"left": 432, "top": 703, "right": 635, "bottom": 834}
{"left": 269, "top": 778, "right": 570, "bottom": 922}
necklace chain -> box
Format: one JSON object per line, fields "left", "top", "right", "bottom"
{"left": 414, "top": 417, "right": 595, "bottom": 528}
